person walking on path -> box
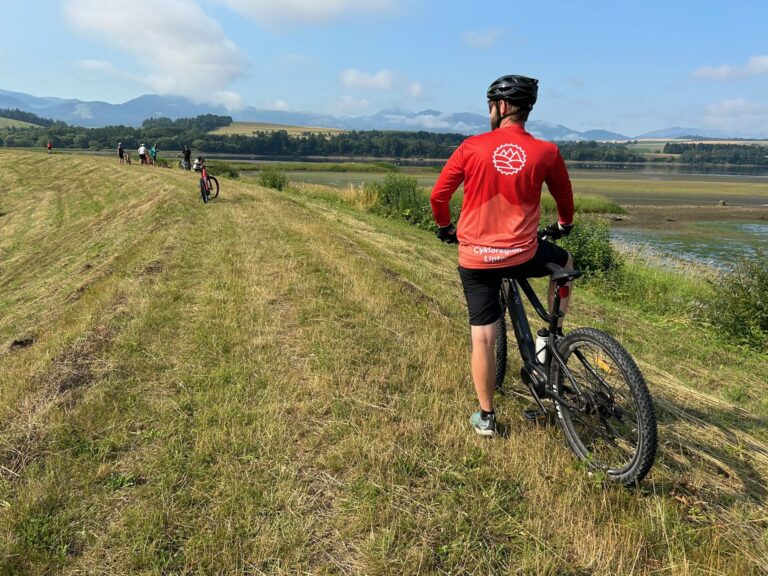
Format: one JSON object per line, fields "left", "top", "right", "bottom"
{"left": 118, "top": 142, "right": 125, "bottom": 164}
{"left": 430, "top": 74, "right": 575, "bottom": 437}
{"left": 149, "top": 144, "right": 158, "bottom": 166}
{"left": 138, "top": 143, "right": 148, "bottom": 165}
{"left": 46, "top": 141, "right": 52, "bottom": 154}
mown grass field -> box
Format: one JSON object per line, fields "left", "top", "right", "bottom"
{"left": 1, "top": 151, "right": 767, "bottom": 575}
{"left": 209, "top": 122, "right": 346, "bottom": 137}
{"left": 0, "top": 118, "right": 39, "bottom": 129}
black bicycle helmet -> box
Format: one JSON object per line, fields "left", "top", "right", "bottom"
{"left": 487, "top": 75, "right": 539, "bottom": 109}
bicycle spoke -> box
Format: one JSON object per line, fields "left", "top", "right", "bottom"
{"left": 553, "top": 337, "right": 647, "bottom": 474}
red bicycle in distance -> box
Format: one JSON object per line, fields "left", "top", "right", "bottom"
{"left": 193, "top": 157, "right": 219, "bottom": 203}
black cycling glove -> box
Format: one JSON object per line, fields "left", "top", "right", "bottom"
{"left": 542, "top": 222, "right": 574, "bottom": 239}
{"left": 436, "top": 223, "right": 458, "bottom": 244}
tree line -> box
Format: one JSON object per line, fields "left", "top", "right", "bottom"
{"left": 662, "top": 142, "right": 768, "bottom": 165}
{"left": 0, "top": 112, "right": 468, "bottom": 158}
{"left": 3, "top": 110, "right": 730, "bottom": 163}
{"left": 556, "top": 140, "right": 646, "bottom": 163}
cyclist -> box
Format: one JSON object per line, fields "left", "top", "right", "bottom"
{"left": 430, "top": 74, "right": 575, "bottom": 437}
{"left": 182, "top": 145, "right": 192, "bottom": 169}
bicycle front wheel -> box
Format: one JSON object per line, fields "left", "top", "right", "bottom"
{"left": 200, "top": 178, "right": 209, "bottom": 203}
{"left": 207, "top": 175, "right": 219, "bottom": 198}
{"left": 549, "top": 328, "right": 657, "bottom": 485}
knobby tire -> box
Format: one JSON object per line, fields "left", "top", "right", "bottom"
{"left": 548, "top": 327, "right": 657, "bottom": 485}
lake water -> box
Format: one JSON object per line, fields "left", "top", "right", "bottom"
{"left": 611, "top": 221, "right": 768, "bottom": 268}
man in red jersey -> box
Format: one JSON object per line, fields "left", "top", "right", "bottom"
{"left": 430, "top": 75, "right": 575, "bottom": 436}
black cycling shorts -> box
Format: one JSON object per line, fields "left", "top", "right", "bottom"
{"left": 458, "top": 240, "right": 569, "bottom": 326}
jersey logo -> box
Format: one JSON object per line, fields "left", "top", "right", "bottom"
{"left": 492, "top": 143, "right": 527, "bottom": 175}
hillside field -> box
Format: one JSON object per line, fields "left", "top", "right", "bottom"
{"left": 0, "top": 117, "right": 39, "bottom": 129}
{"left": 209, "top": 121, "right": 347, "bottom": 137}
{"left": 1, "top": 151, "right": 767, "bottom": 575}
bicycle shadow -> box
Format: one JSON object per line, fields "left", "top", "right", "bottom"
{"left": 212, "top": 195, "right": 255, "bottom": 205}
{"left": 641, "top": 372, "right": 768, "bottom": 505}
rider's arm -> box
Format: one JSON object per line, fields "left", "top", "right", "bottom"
{"left": 544, "top": 148, "right": 575, "bottom": 226}
{"left": 430, "top": 145, "right": 465, "bottom": 227}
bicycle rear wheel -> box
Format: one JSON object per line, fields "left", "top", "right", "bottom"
{"left": 549, "top": 328, "right": 657, "bottom": 485}
{"left": 207, "top": 175, "right": 219, "bottom": 198}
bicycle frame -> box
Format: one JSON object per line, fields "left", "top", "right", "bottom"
{"left": 201, "top": 165, "right": 209, "bottom": 191}
{"left": 499, "top": 271, "right": 580, "bottom": 412}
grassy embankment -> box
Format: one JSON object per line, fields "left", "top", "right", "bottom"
{"left": 1, "top": 150, "right": 767, "bottom": 574}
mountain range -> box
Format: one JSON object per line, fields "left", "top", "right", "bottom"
{"left": 0, "top": 88, "right": 746, "bottom": 141}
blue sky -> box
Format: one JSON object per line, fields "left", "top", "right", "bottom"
{"left": 3, "top": 0, "right": 768, "bottom": 136}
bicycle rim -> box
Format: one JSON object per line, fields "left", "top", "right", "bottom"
{"left": 208, "top": 176, "right": 219, "bottom": 198}
{"left": 550, "top": 328, "right": 657, "bottom": 484}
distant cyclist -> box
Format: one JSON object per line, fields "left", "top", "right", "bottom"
{"left": 182, "top": 145, "right": 192, "bottom": 170}
{"left": 430, "top": 74, "right": 575, "bottom": 437}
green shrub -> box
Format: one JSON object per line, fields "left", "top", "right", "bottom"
{"left": 704, "top": 252, "right": 768, "bottom": 350}
{"left": 366, "top": 174, "right": 436, "bottom": 231}
{"left": 559, "top": 218, "right": 621, "bottom": 276}
{"left": 258, "top": 168, "right": 289, "bottom": 190}
{"left": 206, "top": 160, "right": 239, "bottom": 179}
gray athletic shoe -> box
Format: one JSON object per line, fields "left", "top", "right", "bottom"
{"left": 470, "top": 411, "right": 496, "bottom": 437}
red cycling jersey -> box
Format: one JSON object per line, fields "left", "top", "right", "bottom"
{"left": 431, "top": 124, "right": 574, "bottom": 269}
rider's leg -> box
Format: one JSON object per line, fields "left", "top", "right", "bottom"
{"left": 470, "top": 322, "right": 498, "bottom": 412}
{"left": 547, "top": 251, "right": 574, "bottom": 329}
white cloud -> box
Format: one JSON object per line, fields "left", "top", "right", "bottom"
{"left": 63, "top": 0, "right": 248, "bottom": 107}
{"left": 462, "top": 28, "right": 502, "bottom": 50}
{"left": 264, "top": 99, "right": 290, "bottom": 111}
{"left": 702, "top": 98, "right": 768, "bottom": 136}
{"left": 215, "top": 0, "right": 396, "bottom": 25}
{"left": 693, "top": 55, "right": 768, "bottom": 80}
{"left": 408, "top": 82, "right": 424, "bottom": 98}
{"left": 341, "top": 69, "right": 394, "bottom": 90}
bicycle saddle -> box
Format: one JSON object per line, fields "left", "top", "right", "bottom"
{"left": 545, "top": 263, "right": 582, "bottom": 282}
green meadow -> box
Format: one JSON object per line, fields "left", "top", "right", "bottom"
{"left": 1, "top": 150, "right": 767, "bottom": 575}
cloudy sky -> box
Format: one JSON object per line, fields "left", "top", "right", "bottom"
{"left": 3, "top": 0, "right": 768, "bottom": 136}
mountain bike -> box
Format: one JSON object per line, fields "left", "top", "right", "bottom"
{"left": 494, "top": 229, "right": 657, "bottom": 485}
{"left": 195, "top": 158, "right": 219, "bottom": 203}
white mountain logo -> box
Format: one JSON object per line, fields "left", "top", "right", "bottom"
{"left": 492, "top": 143, "right": 527, "bottom": 175}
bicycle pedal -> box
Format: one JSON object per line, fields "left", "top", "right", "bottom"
{"left": 523, "top": 409, "right": 548, "bottom": 427}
